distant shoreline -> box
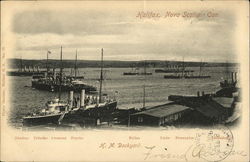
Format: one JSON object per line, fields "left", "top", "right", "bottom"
{"left": 7, "top": 58, "right": 239, "bottom": 69}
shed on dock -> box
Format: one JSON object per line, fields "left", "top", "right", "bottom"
{"left": 168, "top": 95, "right": 233, "bottom": 124}
{"left": 129, "top": 103, "right": 190, "bottom": 126}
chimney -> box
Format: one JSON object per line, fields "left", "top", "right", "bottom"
{"left": 68, "top": 91, "right": 74, "bottom": 110}
{"left": 80, "top": 89, "right": 85, "bottom": 108}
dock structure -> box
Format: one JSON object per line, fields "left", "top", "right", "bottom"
{"left": 129, "top": 90, "right": 236, "bottom": 127}
{"left": 129, "top": 103, "right": 190, "bottom": 126}
{"left": 168, "top": 94, "right": 235, "bottom": 124}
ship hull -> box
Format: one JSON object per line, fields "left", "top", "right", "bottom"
{"left": 7, "top": 71, "right": 46, "bottom": 76}
{"left": 31, "top": 81, "right": 97, "bottom": 92}
{"left": 23, "top": 113, "right": 63, "bottom": 126}
{"left": 164, "top": 75, "right": 182, "bottom": 79}
{"left": 63, "top": 101, "right": 118, "bottom": 125}
{"left": 123, "top": 72, "right": 139, "bottom": 75}
{"left": 184, "top": 76, "right": 211, "bottom": 79}
{"left": 155, "top": 69, "right": 194, "bottom": 73}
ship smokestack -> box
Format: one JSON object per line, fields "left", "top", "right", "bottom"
{"left": 234, "top": 72, "right": 237, "bottom": 82}
{"left": 24, "top": 66, "right": 27, "bottom": 72}
{"left": 80, "top": 89, "right": 85, "bottom": 108}
{"left": 69, "top": 91, "right": 74, "bottom": 110}
{"left": 197, "top": 91, "right": 200, "bottom": 97}
{"left": 97, "top": 96, "right": 100, "bottom": 105}
{"left": 231, "top": 72, "right": 234, "bottom": 83}
{"left": 53, "top": 68, "right": 56, "bottom": 80}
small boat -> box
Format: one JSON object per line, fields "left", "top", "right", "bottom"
{"left": 123, "top": 72, "right": 139, "bottom": 75}
{"left": 123, "top": 66, "right": 139, "bottom": 75}
{"left": 164, "top": 75, "right": 182, "bottom": 79}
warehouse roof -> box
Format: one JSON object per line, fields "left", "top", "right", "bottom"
{"left": 172, "top": 96, "right": 228, "bottom": 118}
{"left": 131, "top": 103, "right": 190, "bottom": 118}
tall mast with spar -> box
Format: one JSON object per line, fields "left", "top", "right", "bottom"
{"left": 74, "top": 49, "right": 78, "bottom": 79}
{"left": 59, "top": 46, "right": 63, "bottom": 101}
{"left": 99, "top": 48, "right": 104, "bottom": 103}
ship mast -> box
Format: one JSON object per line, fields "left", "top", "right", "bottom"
{"left": 142, "top": 61, "right": 146, "bottom": 108}
{"left": 182, "top": 57, "right": 185, "bottom": 77}
{"left": 46, "top": 51, "right": 49, "bottom": 73}
{"left": 59, "top": 46, "right": 63, "bottom": 101}
{"left": 199, "top": 60, "right": 202, "bottom": 77}
{"left": 74, "top": 49, "right": 78, "bottom": 79}
{"left": 143, "top": 85, "right": 145, "bottom": 108}
{"left": 99, "top": 48, "right": 104, "bottom": 103}
{"left": 20, "top": 56, "right": 23, "bottom": 72}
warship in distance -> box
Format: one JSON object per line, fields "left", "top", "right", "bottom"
{"left": 31, "top": 48, "right": 97, "bottom": 93}
{"left": 123, "top": 62, "right": 152, "bottom": 75}
{"left": 164, "top": 60, "right": 210, "bottom": 79}
{"left": 63, "top": 48, "right": 118, "bottom": 125}
{"left": 155, "top": 63, "right": 194, "bottom": 73}
{"left": 23, "top": 48, "right": 117, "bottom": 126}
{"left": 7, "top": 57, "right": 46, "bottom": 76}
{"left": 23, "top": 48, "right": 70, "bottom": 126}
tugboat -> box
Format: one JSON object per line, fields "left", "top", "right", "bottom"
{"left": 31, "top": 47, "right": 97, "bottom": 93}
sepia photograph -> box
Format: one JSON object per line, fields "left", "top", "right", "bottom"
{"left": 1, "top": 1, "right": 249, "bottom": 161}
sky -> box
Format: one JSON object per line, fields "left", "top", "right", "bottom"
{"left": 11, "top": 5, "right": 236, "bottom": 62}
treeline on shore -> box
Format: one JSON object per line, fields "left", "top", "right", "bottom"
{"left": 8, "top": 58, "right": 238, "bottom": 69}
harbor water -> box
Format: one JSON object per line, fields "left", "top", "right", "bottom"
{"left": 7, "top": 66, "right": 237, "bottom": 128}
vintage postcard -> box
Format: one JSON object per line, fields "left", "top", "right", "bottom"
{"left": 1, "top": 1, "right": 249, "bottom": 161}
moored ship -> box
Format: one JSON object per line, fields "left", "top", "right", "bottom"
{"left": 31, "top": 47, "right": 96, "bottom": 93}
{"left": 23, "top": 98, "right": 69, "bottom": 126}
